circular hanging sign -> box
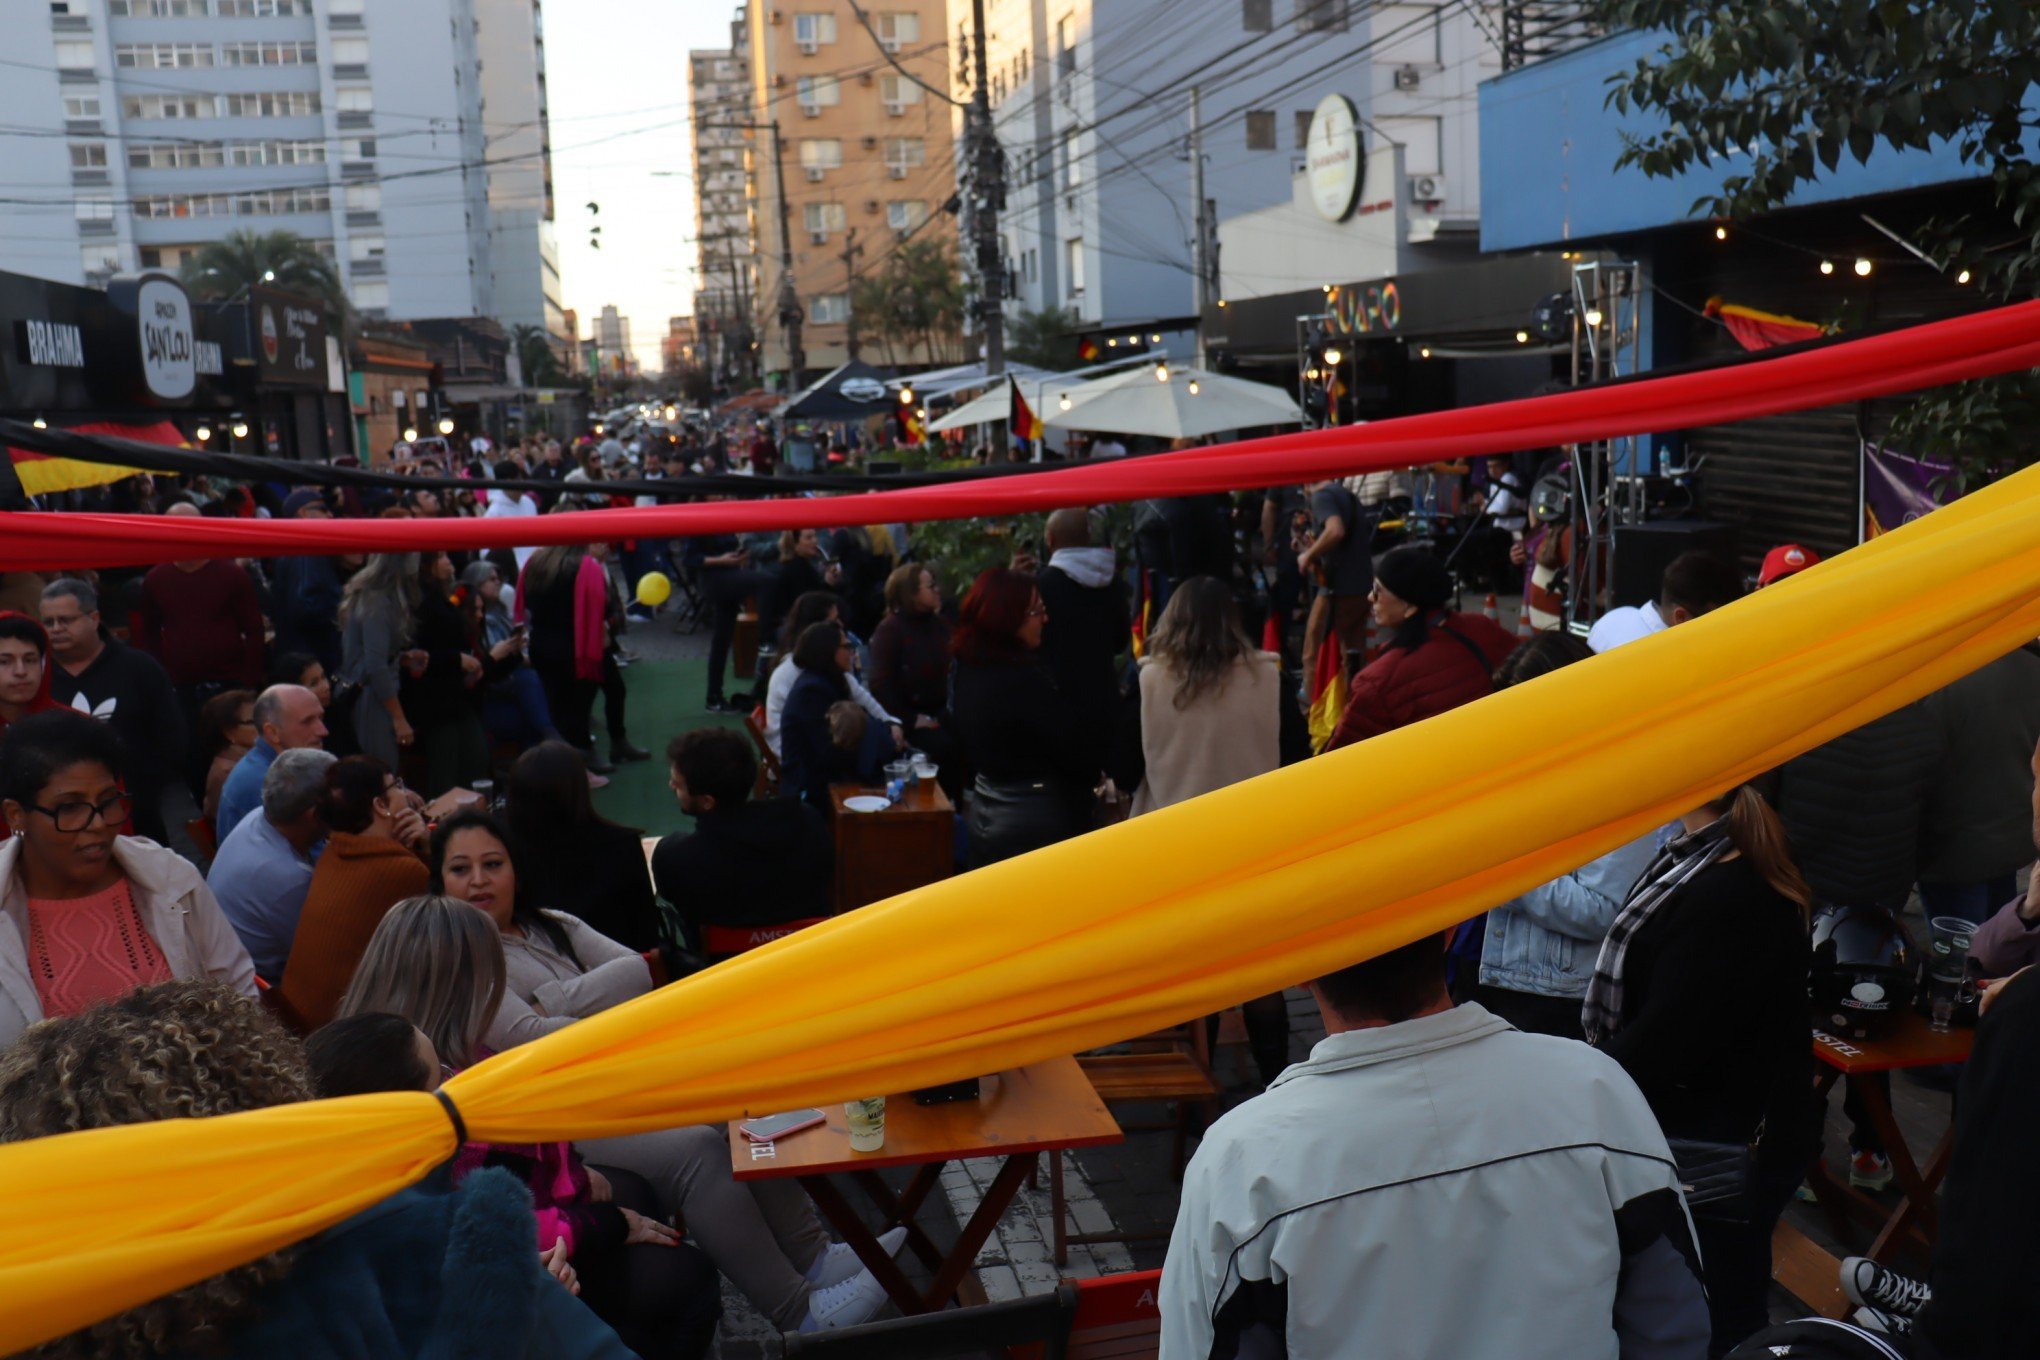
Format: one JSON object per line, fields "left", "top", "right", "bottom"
{"left": 1306, "top": 94, "right": 1362, "bottom": 223}
{"left": 838, "top": 376, "right": 887, "bottom": 403}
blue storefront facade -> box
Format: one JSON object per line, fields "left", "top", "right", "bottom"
{"left": 1477, "top": 29, "right": 1997, "bottom": 567}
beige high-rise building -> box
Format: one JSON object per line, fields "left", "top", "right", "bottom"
{"left": 689, "top": 32, "right": 756, "bottom": 389}
{"left": 742, "top": 0, "right": 957, "bottom": 386}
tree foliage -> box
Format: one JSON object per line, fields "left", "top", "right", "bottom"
{"left": 1006, "top": 306, "right": 1084, "bottom": 370}
{"left": 181, "top": 230, "right": 350, "bottom": 334}
{"left": 851, "top": 238, "right": 965, "bottom": 367}
{"left": 512, "top": 323, "right": 568, "bottom": 387}
{"left": 1595, "top": 0, "right": 2040, "bottom": 485}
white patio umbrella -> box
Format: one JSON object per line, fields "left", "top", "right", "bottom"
{"left": 1041, "top": 364, "right": 1302, "bottom": 440}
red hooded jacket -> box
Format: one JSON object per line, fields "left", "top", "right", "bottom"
{"left": 1327, "top": 610, "right": 1519, "bottom": 750}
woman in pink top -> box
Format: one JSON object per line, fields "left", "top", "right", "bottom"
{"left": 0, "top": 708, "right": 254, "bottom": 1046}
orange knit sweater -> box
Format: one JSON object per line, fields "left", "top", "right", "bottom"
{"left": 275, "top": 830, "right": 431, "bottom": 1033}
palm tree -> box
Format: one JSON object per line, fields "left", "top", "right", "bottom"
{"left": 512, "top": 323, "right": 567, "bottom": 387}
{"left": 851, "top": 238, "right": 965, "bottom": 366}
{"left": 182, "top": 230, "right": 349, "bottom": 329}
{"left": 1007, "top": 306, "right": 1082, "bottom": 369}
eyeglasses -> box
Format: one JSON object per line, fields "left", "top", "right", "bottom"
{"left": 1025, "top": 604, "right": 1048, "bottom": 618}
{"left": 31, "top": 793, "right": 130, "bottom": 833}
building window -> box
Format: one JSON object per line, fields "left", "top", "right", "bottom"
{"left": 74, "top": 199, "right": 117, "bottom": 222}
{"left": 1063, "top": 131, "right": 1080, "bottom": 187}
{"left": 128, "top": 141, "right": 220, "bottom": 167}
{"left": 341, "top": 136, "right": 375, "bottom": 160}
{"left": 62, "top": 94, "right": 101, "bottom": 120}
{"left": 215, "top": 0, "right": 312, "bottom": 13}
{"left": 124, "top": 94, "right": 215, "bottom": 119}
{"left": 1245, "top": 110, "right": 1276, "bottom": 150}
{"left": 795, "top": 75, "right": 840, "bottom": 110}
{"left": 878, "top": 74, "right": 923, "bottom": 108}
{"left": 229, "top": 139, "right": 326, "bottom": 165}
{"left": 222, "top": 90, "right": 320, "bottom": 116}
{"left": 1295, "top": 0, "right": 1347, "bottom": 30}
{"left": 803, "top": 202, "right": 846, "bottom": 235}
{"left": 81, "top": 245, "right": 126, "bottom": 279}
{"left": 131, "top": 186, "right": 331, "bottom": 218}
{"left": 110, "top": 0, "right": 209, "bottom": 15}
{"left": 349, "top": 234, "right": 385, "bottom": 261}
{"left": 810, "top": 294, "right": 849, "bottom": 324}
{"left": 344, "top": 182, "right": 381, "bottom": 212}
{"left": 876, "top": 11, "right": 919, "bottom": 47}
{"left": 116, "top": 43, "right": 215, "bottom": 68}
{"left": 793, "top": 13, "right": 836, "bottom": 46}
{"left": 329, "top": 36, "right": 370, "bottom": 66}
{"left": 1295, "top": 110, "right": 1313, "bottom": 148}
{"left": 68, "top": 142, "right": 108, "bottom": 169}
{"left": 883, "top": 136, "right": 925, "bottom": 175}
{"left": 54, "top": 40, "right": 95, "bottom": 69}
{"left": 1055, "top": 13, "right": 1075, "bottom": 76}
{"left": 1243, "top": 0, "right": 1272, "bottom": 30}
{"left": 220, "top": 41, "right": 317, "bottom": 65}
{"left": 351, "top": 281, "right": 390, "bottom": 311}
{"left": 886, "top": 200, "right": 926, "bottom": 232}
{"left": 798, "top": 138, "right": 842, "bottom": 170}
{"left": 1065, "top": 238, "right": 1084, "bottom": 296}
{"left": 335, "top": 87, "right": 373, "bottom": 112}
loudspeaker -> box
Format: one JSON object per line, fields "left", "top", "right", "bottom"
{"left": 1612, "top": 521, "right": 1741, "bottom": 606}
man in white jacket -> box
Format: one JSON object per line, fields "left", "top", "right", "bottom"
{"left": 1161, "top": 932, "right": 1709, "bottom": 1360}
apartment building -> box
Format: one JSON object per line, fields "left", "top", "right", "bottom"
{"left": 688, "top": 35, "right": 756, "bottom": 387}
{"left": 3, "top": 0, "right": 557, "bottom": 337}
{"left": 742, "top": 0, "right": 956, "bottom": 386}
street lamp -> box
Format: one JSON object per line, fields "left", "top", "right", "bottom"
{"left": 437, "top": 416, "right": 455, "bottom": 436}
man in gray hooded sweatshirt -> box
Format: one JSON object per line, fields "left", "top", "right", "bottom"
{"left": 1033, "top": 507, "right": 1131, "bottom": 764}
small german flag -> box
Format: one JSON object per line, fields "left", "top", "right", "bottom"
{"left": 1009, "top": 377, "right": 1043, "bottom": 443}
{"left": 1076, "top": 335, "right": 1099, "bottom": 362}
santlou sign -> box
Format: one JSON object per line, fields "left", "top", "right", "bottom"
{"left": 1305, "top": 94, "right": 1362, "bottom": 222}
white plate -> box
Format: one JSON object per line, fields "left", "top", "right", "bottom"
{"left": 843, "top": 795, "right": 890, "bottom": 813}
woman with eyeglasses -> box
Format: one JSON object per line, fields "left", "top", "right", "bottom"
{"left": 950, "top": 567, "right": 1095, "bottom": 868}
{"left": 778, "top": 620, "right": 895, "bottom": 809}
{"left": 274, "top": 755, "right": 432, "bottom": 1033}
{"left": 0, "top": 708, "right": 255, "bottom": 1048}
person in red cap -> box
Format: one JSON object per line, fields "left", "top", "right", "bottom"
{"left": 1756, "top": 543, "right": 1820, "bottom": 587}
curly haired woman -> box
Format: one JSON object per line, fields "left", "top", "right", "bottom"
{"left": 0, "top": 979, "right": 633, "bottom": 1360}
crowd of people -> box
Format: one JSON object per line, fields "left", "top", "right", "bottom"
{"left": 0, "top": 429, "right": 2035, "bottom": 1360}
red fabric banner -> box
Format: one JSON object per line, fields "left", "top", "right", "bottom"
{"left": 5, "top": 300, "right": 2040, "bottom": 571}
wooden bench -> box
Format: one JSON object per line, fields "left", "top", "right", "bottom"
{"left": 779, "top": 1270, "right": 1162, "bottom": 1360}
{"left": 1051, "top": 1036, "right": 1217, "bottom": 1265}
{"left": 1771, "top": 1220, "right": 1848, "bottom": 1318}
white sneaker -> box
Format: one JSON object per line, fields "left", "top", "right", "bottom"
{"left": 805, "top": 1228, "right": 909, "bottom": 1288}
{"left": 798, "top": 1268, "right": 889, "bottom": 1333}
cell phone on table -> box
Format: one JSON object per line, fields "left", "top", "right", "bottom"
{"left": 739, "top": 1108, "right": 827, "bottom": 1142}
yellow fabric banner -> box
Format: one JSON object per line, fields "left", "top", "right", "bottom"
{"left": 5, "top": 463, "right": 2040, "bottom": 1350}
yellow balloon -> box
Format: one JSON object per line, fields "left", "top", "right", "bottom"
{"left": 635, "top": 571, "right": 673, "bottom": 607}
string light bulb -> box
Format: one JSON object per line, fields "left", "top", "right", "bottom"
{"left": 1584, "top": 307, "right": 1604, "bottom": 328}
{"left": 1187, "top": 378, "right": 1200, "bottom": 395}
{"left": 1819, "top": 260, "right": 1835, "bottom": 275}
{"left": 436, "top": 417, "right": 455, "bottom": 435}
{"left": 1321, "top": 283, "right": 1333, "bottom": 293}
{"left": 194, "top": 424, "right": 212, "bottom": 442}
{"left": 1853, "top": 258, "right": 1873, "bottom": 277}
{"left": 1418, "top": 347, "right": 1432, "bottom": 359}
{"left": 1957, "top": 268, "right": 1972, "bottom": 284}
{"left": 31, "top": 416, "right": 47, "bottom": 430}
{"left": 1321, "top": 346, "right": 1343, "bottom": 366}
{"left": 400, "top": 426, "right": 416, "bottom": 442}
{"left": 231, "top": 419, "right": 250, "bottom": 440}
{"left": 1515, "top": 330, "right": 1529, "bottom": 344}
{"left": 1216, "top": 299, "right": 1227, "bottom": 309}
{"left": 1149, "top": 333, "right": 1161, "bottom": 343}
{"left": 1713, "top": 225, "right": 1727, "bottom": 241}
{"left": 1154, "top": 362, "right": 1170, "bottom": 383}
{"left": 1107, "top": 338, "right": 1118, "bottom": 347}
{"left": 897, "top": 386, "right": 913, "bottom": 405}
{"left": 1058, "top": 392, "right": 1071, "bottom": 411}
{"left": 1305, "top": 366, "right": 1321, "bottom": 381}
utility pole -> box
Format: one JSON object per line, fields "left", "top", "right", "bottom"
{"left": 1189, "top": 85, "right": 1210, "bottom": 369}
{"left": 967, "top": 0, "right": 1010, "bottom": 458}
{"left": 840, "top": 227, "right": 864, "bottom": 361}
{"left": 767, "top": 117, "right": 805, "bottom": 389}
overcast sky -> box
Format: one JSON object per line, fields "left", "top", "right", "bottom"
{"left": 544, "top": 0, "right": 733, "bottom": 369}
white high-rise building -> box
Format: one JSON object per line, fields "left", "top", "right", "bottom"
{"left": 2, "top": 0, "right": 557, "bottom": 334}
{"left": 687, "top": 36, "right": 753, "bottom": 385}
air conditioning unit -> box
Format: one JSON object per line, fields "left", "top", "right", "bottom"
{"left": 884, "top": 101, "right": 905, "bottom": 116}
{"left": 797, "top": 38, "right": 818, "bottom": 55}
{"left": 800, "top": 102, "right": 822, "bottom": 117}
{"left": 880, "top": 36, "right": 902, "bottom": 52}
{"left": 1393, "top": 65, "right": 1421, "bottom": 91}
{"left": 805, "top": 165, "right": 825, "bottom": 181}
{"left": 1408, "top": 173, "right": 1446, "bottom": 203}
{"left": 888, "top": 163, "right": 908, "bottom": 179}
{"left": 809, "top": 229, "right": 829, "bottom": 245}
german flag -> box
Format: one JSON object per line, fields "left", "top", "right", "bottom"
{"left": 1076, "top": 335, "right": 1099, "bottom": 362}
{"left": 1009, "top": 377, "right": 1043, "bottom": 443}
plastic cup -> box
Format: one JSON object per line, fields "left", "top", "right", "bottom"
{"left": 884, "top": 759, "right": 913, "bottom": 785}
{"left": 845, "top": 1096, "right": 886, "bottom": 1152}
{"left": 1927, "top": 915, "right": 1976, "bottom": 982}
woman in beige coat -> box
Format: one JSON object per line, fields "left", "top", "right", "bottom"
{"left": 1129, "top": 576, "right": 1290, "bottom": 1084}
{"left": 1130, "top": 576, "right": 1282, "bottom": 816}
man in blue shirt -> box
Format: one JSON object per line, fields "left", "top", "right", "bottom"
{"left": 209, "top": 747, "right": 334, "bottom": 982}
{"left": 215, "top": 682, "right": 327, "bottom": 838}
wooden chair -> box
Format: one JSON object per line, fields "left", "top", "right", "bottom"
{"left": 1068, "top": 1270, "right": 1162, "bottom": 1360}
{"left": 743, "top": 707, "right": 782, "bottom": 798}
{"left": 782, "top": 1284, "right": 1077, "bottom": 1359}
{"left": 732, "top": 596, "right": 760, "bottom": 679}
{"left": 700, "top": 917, "right": 827, "bottom": 962}
{"left": 1051, "top": 1027, "right": 1218, "bottom": 1265}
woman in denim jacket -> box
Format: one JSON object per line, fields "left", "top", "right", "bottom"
{"left": 1474, "top": 633, "right": 1659, "bottom": 1039}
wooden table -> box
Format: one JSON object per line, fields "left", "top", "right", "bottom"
{"left": 728, "top": 1057, "right": 1123, "bottom": 1314}
{"left": 1773, "top": 1012, "right": 1973, "bottom": 1312}
{"left": 828, "top": 779, "right": 955, "bottom": 913}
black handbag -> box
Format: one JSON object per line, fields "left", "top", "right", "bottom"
{"left": 1666, "top": 1136, "right": 1758, "bottom": 1222}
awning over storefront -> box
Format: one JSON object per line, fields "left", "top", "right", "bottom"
{"left": 1204, "top": 253, "right": 1577, "bottom": 361}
